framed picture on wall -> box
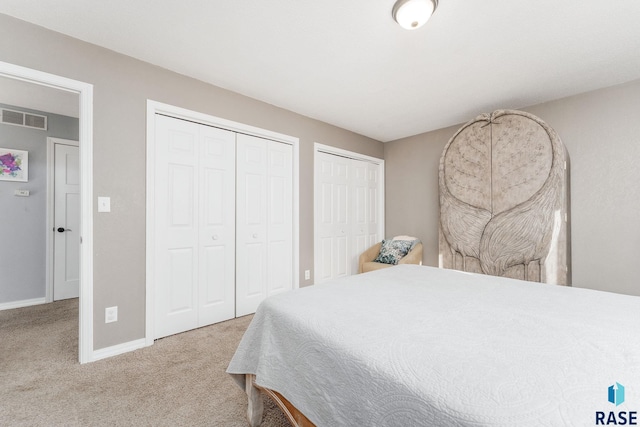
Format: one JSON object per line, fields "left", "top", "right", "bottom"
{"left": 0, "top": 148, "right": 28, "bottom": 182}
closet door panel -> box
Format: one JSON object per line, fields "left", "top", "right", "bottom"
{"left": 315, "top": 152, "right": 383, "bottom": 282}
{"left": 267, "top": 141, "right": 293, "bottom": 296}
{"left": 236, "top": 136, "right": 293, "bottom": 315}
{"left": 351, "top": 160, "right": 370, "bottom": 274}
{"left": 236, "top": 134, "right": 268, "bottom": 317}
{"left": 155, "top": 115, "right": 236, "bottom": 339}
{"left": 198, "top": 126, "right": 236, "bottom": 326}
{"left": 155, "top": 116, "right": 199, "bottom": 339}
{"left": 315, "top": 152, "right": 351, "bottom": 283}
{"left": 366, "top": 163, "right": 381, "bottom": 248}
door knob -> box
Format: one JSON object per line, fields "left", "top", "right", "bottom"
{"left": 252, "top": 233, "right": 258, "bottom": 238}
{"left": 212, "top": 235, "right": 219, "bottom": 240}
{"left": 57, "top": 227, "right": 71, "bottom": 232}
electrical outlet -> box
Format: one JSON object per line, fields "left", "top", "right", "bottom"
{"left": 304, "top": 270, "right": 310, "bottom": 280}
{"left": 105, "top": 306, "right": 118, "bottom": 323}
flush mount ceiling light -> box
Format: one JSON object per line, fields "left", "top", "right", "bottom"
{"left": 392, "top": 0, "right": 438, "bottom": 30}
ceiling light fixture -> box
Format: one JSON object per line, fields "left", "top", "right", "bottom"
{"left": 392, "top": 0, "right": 438, "bottom": 30}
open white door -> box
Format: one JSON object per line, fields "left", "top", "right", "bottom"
{"left": 53, "top": 140, "right": 80, "bottom": 301}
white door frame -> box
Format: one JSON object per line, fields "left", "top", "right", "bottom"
{"left": 313, "top": 143, "right": 385, "bottom": 282}
{"left": 145, "top": 100, "right": 300, "bottom": 346}
{"left": 0, "top": 61, "right": 94, "bottom": 364}
{"left": 46, "top": 137, "right": 80, "bottom": 303}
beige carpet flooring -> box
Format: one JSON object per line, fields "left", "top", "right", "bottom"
{"left": 0, "top": 299, "right": 292, "bottom": 427}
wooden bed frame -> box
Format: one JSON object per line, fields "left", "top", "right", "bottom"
{"left": 245, "top": 374, "right": 315, "bottom": 427}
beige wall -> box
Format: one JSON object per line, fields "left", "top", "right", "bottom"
{"left": 385, "top": 79, "right": 640, "bottom": 297}
{"left": 0, "top": 15, "right": 383, "bottom": 349}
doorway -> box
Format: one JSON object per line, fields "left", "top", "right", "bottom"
{"left": 0, "top": 61, "right": 94, "bottom": 364}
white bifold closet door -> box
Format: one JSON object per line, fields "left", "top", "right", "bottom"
{"left": 350, "top": 159, "right": 381, "bottom": 274}
{"left": 236, "top": 134, "right": 293, "bottom": 317}
{"left": 154, "top": 115, "right": 236, "bottom": 339}
{"left": 315, "top": 151, "right": 381, "bottom": 283}
{"left": 154, "top": 115, "right": 294, "bottom": 338}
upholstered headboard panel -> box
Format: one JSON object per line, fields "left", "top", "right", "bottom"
{"left": 438, "top": 110, "right": 571, "bottom": 285}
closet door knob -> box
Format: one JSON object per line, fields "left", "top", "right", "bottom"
{"left": 252, "top": 233, "right": 258, "bottom": 239}
{"left": 57, "top": 227, "right": 71, "bottom": 233}
{"left": 212, "top": 235, "right": 219, "bottom": 240}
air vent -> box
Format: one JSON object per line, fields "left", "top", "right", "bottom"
{"left": 0, "top": 108, "right": 48, "bottom": 130}
{"left": 2, "top": 109, "right": 23, "bottom": 125}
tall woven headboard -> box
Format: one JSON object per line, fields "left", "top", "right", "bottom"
{"left": 438, "top": 110, "right": 571, "bottom": 285}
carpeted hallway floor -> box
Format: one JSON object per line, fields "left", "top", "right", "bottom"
{"left": 0, "top": 299, "right": 291, "bottom": 426}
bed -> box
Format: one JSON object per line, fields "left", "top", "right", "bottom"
{"left": 228, "top": 110, "right": 637, "bottom": 426}
{"left": 228, "top": 265, "right": 640, "bottom": 426}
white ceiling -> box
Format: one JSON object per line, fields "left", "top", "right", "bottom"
{"left": 1, "top": 0, "right": 640, "bottom": 142}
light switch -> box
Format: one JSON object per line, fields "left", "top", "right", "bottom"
{"left": 105, "top": 306, "right": 118, "bottom": 323}
{"left": 98, "top": 197, "right": 111, "bottom": 212}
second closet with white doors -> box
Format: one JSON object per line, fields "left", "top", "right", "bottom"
{"left": 153, "top": 114, "right": 293, "bottom": 339}
{"left": 314, "top": 147, "right": 384, "bottom": 284}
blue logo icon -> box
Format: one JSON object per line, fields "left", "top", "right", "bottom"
{"left": 609, "top": 383, "right": 625, "bottom": 406}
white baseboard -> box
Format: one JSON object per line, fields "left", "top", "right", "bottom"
{"left": 0, "top": 297, "right": 46, "bottom": 311}
{"left": 91, "top": 338, "right": 148, "bottom": 362}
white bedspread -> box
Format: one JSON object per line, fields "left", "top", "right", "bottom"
{"left": 227, "top": 265, "right": 640, "bottom": 426}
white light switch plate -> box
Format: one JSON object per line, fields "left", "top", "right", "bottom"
{"left": 105, "top": 306, "right": 118, "bottom": 323}
{"left": 98, "top": 197, "right": 111, "bottom": 212}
